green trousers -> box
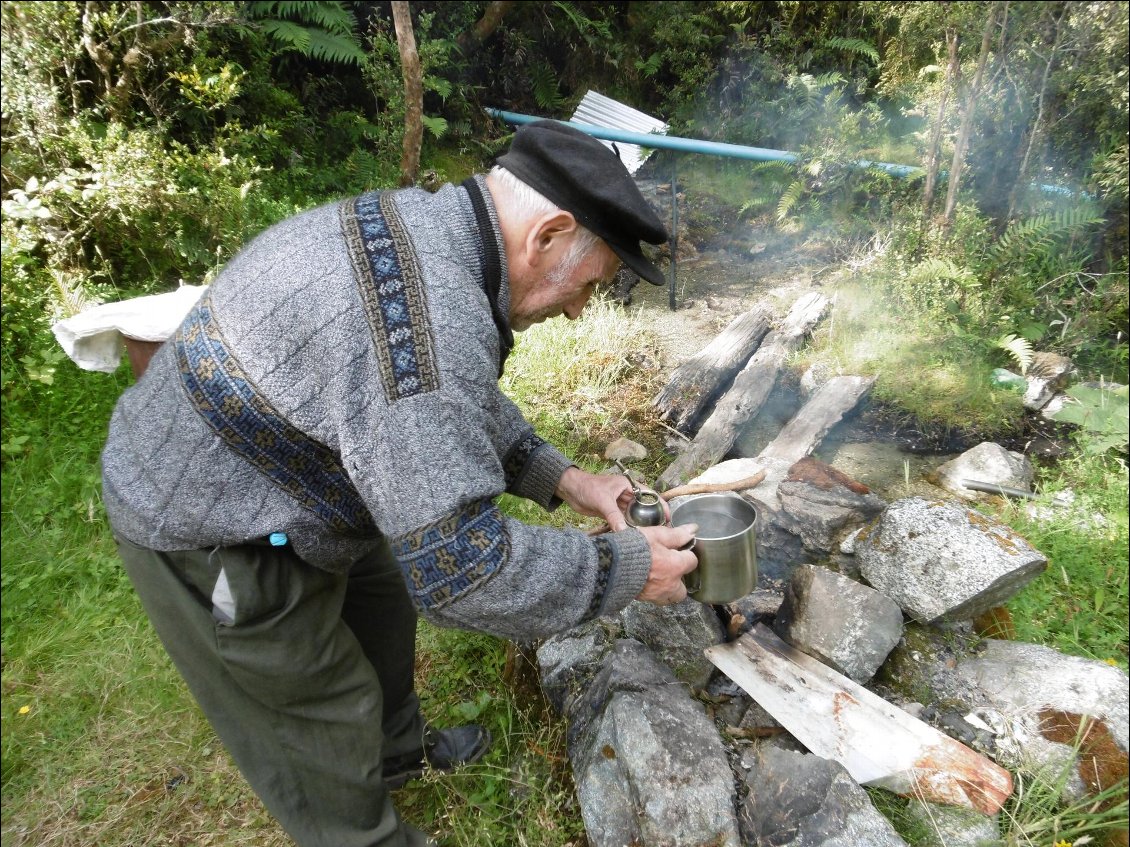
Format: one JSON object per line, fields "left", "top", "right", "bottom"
{"left": 117, "top": 535, "right": 433, "bottom": 847}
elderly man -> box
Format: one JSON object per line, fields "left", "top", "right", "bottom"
{"left": 101, "top": 120, "right": 698, "bottom": 846}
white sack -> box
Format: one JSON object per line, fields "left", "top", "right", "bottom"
{"left": 52, "top": 285, "right": 206, "bottom": 373}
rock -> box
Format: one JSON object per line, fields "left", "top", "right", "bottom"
{"left": 571, "top": 640, "right": 740, "bottom": 847}
{"left": 537, "top": 618, "right": 618, "bottom": 717}
{"left": 738, "top": 747, "right": 907, "bottom": 846}
{"left": 620, "top": 598, "right": 725, "bottom": 689}
{"left": 773, "top": 564, "right": 904, "bottom": 684}
{"left": 777, "top": 458, "right": 888, "bottom": 556}
{"left": 956, "top": 639, "right": 1129, "bottom": 756}
{"left": 856, "top": 498, "right": 1047, "bottom": 623}
{"left": 1023, "top": 375, "right": 1057, "bottom": 411}
{"left": 840, "top": 527, "right": 863, "bottom": 554}
{"left": 905, "top": 800, "right": 1000, "bottom": 847}
{"left": 726, "top": 589, "right": 784, "bottom": 638}
{"left": 934, "top": 442, "right": 1034, "bottom": 502}
{"left": 605, "top": 436, "right": 648, "bottom": 462}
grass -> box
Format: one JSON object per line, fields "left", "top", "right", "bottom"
{"left": 998, "top": 450, "right": 1130, "bottom": 668}
{"left": 798, "top": 277, "right": 1026, "bottom": 439}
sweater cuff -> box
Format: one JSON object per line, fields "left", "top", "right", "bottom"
{"left": 595, "top": 528, "right": 652, "bottom": 616}
{"left": 514, "top": 442, "right": 574, "bottom": 510}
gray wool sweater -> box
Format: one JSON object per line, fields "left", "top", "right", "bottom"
{"left": 101, "top": 177, "right": 652, "bottom": 640}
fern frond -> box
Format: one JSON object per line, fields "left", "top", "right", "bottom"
{"left": 421, "top": 115, "right": 448, "bottom": 140}
{"left": 273, "top": 1, "right": 355, "bottom": 35}
{"left": 303, "top": 28, "right": 365, "bottom": 66}
{"left": 777, "top": 180, "right": 805, "bottom": 223}
{"left": 824, "top": 36, "right": 880, "bottom": 63}
{"left": 995, "top": 333, "right": 1035, "bottom": 375}
{"left": 259, "top": 18, "right": 311, "bottom": 51}
{"left": 813, "top": 71, "right": 846, "bottom": 88}
{"left": 529, "top": 62, "right": 563, "bottom": 111}
{"left": 905, "top": 257, "right": 978, "bottom": 290}
{"left": 989, "top": 207, "right": 1105, "bottom": 266}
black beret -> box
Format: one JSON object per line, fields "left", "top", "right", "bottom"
{"left": 496, "top": 120, "right": 669, "bottom": 286}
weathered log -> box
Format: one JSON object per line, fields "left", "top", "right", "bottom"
{"left": 651, "top": 306, "right": 774, "bottom": 434}
{"left": 658, "top": 292, "right": 828, "bottom": 489}
{"left": 759, "top": 375, "right": 877, "bottom": 464}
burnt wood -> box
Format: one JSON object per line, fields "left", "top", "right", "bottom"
{"left": 650, "top": 306, "right": 774, "bottom": 434}
{"left": 658, "top": 292, "right": 829, "bottom": 489}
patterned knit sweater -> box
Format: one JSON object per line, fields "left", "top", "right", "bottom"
{"left": 100, "top": 177, "right": 652, "bottom": 640}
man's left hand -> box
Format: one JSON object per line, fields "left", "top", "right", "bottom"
{"left": 556, "top": 466, "right": 651, "bottom": 531}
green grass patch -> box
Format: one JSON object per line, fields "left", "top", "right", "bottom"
{"left": 998, "top": 451, "right": 1130, "bottom": 668}
{"left": 800, "top": 277, "right": 1025, "bottom": 438}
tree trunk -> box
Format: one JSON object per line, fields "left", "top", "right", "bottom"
{"left": 392, "top": 1, "right": 423, "bottom": 188}
{"left": 942, "top": 2, "right": 1003, "bottom": 226}
{"left": 456, "top": 1, "right": 515, "bottom": 55}
{"left": 922, "top": 29, "right": 959, "bottom": 223}
{"left": 1005, "top": 3, "right": 1069, "bottom": 223}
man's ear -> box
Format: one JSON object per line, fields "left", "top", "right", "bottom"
{"left": 524, "top": 210, "right": 578, "bottom": 268}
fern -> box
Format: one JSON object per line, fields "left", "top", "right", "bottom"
{"left": 995, "top": 333, "right": 1035, "bottom": 374}
{"left": 824, "top": 36, "right": 880, "bottom": 64}
{"left": 421, "top": 115, "right": 448, "bottom": 140}
{"left": 776, "top": 180, "right": 805, "bottom": 223}
{"left": 905, "top": 257, "right": 979, "bottom": 290}
{"left": 989, "top": 207, "right": 1106, "bottom": 267}
{"left": 303, "top": 28, "right": 365, "bottom": 66}
{"left": 247, "top": 0, "right": 364, "bottom": 67}
{"left": 529, "top": 62, "right": 564, "bottom": 112}
{"left": 258, "top": 18, "right": 311, "bottom": 52}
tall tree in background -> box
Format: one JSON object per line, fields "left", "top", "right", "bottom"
{"left": 943, "top": 1, "right": 1003, "bottom": 226}
{"left": 922, "top": 27, "right": 959, "bottom": 222}
{"left": 391, "top": 1, "right": 422, "bottom": 187}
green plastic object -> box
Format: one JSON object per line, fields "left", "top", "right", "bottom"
{"left": 990, "top": 368, "right": 1027, "bottom": 392}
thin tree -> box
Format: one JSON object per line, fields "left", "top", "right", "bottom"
{"left": 1004, "top": 2, "right": 1071, "bottom": 223}
{"left": 943, "top": 1, "right": 1004, "bottom": 227}
{"left": 922, "top": 28, "right": 960, "bottom": 223}
{"left": 391, "top": 1, "right": 423, "bottom": 188}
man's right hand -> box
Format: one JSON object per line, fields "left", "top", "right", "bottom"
{"left": 635, "top": 524, "right": 698, "bottom": 606}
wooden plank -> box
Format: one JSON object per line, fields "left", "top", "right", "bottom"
{"left": 657, "top": 292, "right": 828, "bottom": 490}
{"left": 651, "top": 306, "right": 773, "bottom": 434}
{"left": 758, "top": 375, "right": 876, "bottom": 464}
{"left": 705, "top": 626, "right": 1013, "bottom": 814}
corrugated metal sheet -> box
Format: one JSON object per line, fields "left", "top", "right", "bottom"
{"left": 571, "top": 91, "right": 668, "bottom": 175}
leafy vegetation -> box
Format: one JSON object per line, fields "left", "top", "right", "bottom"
{"left": 3, "top": 2, "right": 1127, "bottom": 845}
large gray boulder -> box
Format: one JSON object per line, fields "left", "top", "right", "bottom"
{"left": 570, "top": 640, "right": 740, "bottom": 847}
{"left": 856, "top": 498, "right": 1047, "bottom": 623}
{"left": 738, "top": 746, "right": 907, "bottom": 847}
{"left": 773, "top": 564, "right": 904, "bottom": 684}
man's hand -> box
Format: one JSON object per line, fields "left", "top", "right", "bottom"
{"left": 636, "top": 524, "right": 699, "bottom": 606}
{"left": 556, "top": 466, "right": 638, "bottom": 531}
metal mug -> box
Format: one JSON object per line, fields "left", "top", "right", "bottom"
{"left": 670, "top": 492, "right": 758, "bottom": 604}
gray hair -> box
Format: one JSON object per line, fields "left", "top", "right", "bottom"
{"left": 489, "top": 166, "right": 602, "bottom": 281}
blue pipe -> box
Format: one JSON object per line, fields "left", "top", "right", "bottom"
{"left": 486, "top": 108, "right": 923, "bottom": 178}
{"left": 487, "top": 108, "right": 1087, "bottom": 197}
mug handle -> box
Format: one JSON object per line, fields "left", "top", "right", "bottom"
{"left": 681, "top": 537, "right": 699, "bottom": 594}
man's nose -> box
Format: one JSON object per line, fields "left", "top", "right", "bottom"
{"left": 563, "top": 291, "right": 592, "bottom": 320}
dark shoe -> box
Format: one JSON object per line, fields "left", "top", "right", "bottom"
{"left": 383, "top": 724, "right": 491, "bottom": 789}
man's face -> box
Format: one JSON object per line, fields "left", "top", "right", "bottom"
{"left": 510, "top": 240, "right": 621, "bottom": 331}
